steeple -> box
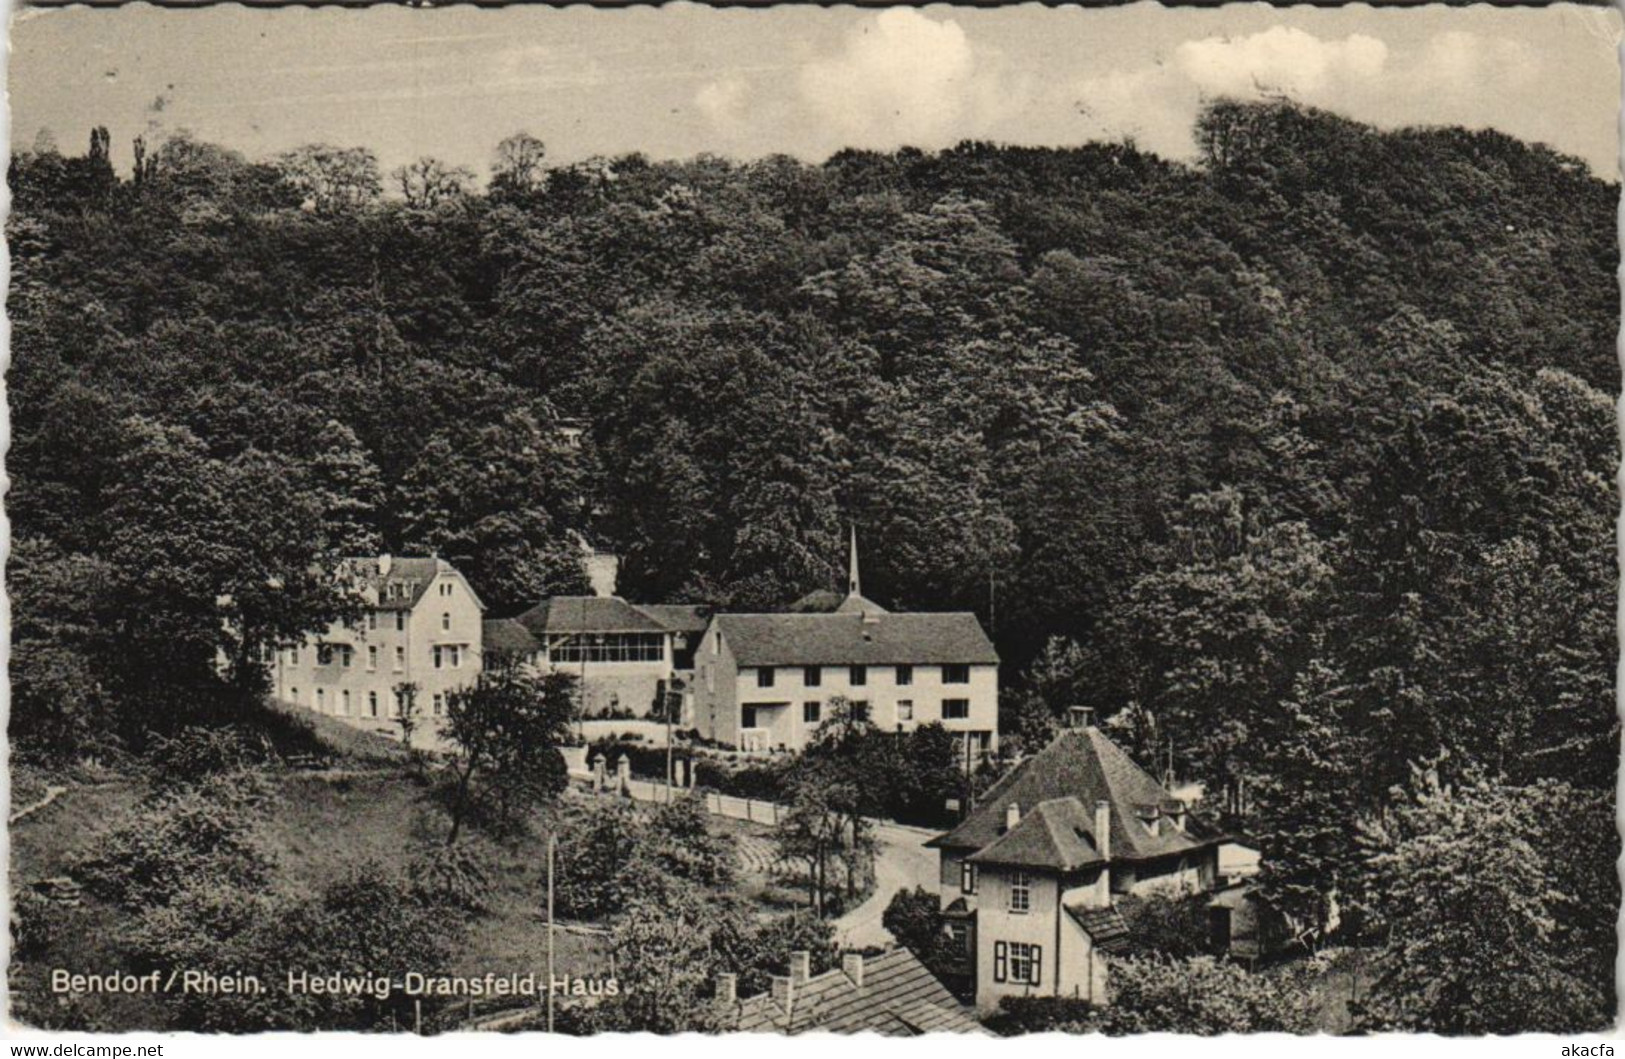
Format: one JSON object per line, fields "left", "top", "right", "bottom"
{"left": 848, "top": 523, "right": 861, "bottom": 597}
{"left": 837, "top": 525, "right": 888, "bottom": 619}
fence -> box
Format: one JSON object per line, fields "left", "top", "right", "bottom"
{"left": 572, "top": 768, "right": 787, "bottom": 827}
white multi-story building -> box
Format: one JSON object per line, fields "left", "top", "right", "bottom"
{"left": 269, "top": 555, "right": 484, "bottom": 728}
{"left": 691, "top": 535, "right": 999, "bottom": 754}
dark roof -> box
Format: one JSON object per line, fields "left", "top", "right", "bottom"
{"left": 342, "top": 556, "right": 458, "bottom": 612}
{"left": 482, "top": 618, "right": 539, "bottom": 654}
{"left": 515, "top": 596, "right": 670, "bottom": 636}
{"left": 637, "top": 603, "right": 712, "bottom": 635}
{"left": 787, "top": 589, "right": 846, "bottom": 614}
{"left": 929, "top": 727, "right": 1221, "bottom": 866}
{"left": 967, "top": 797, "right": 1104, "bottom": 871}
{"left": 730, "top": 949, "right": 984, "bottom": 1035}
{"left": 1067, "top": 905, "right": 1133, "bottom": 954}
{"left": 834, "top": 591, "right": 888, "bottom": 615}
{"left": 714, "top": 611, "right": 998, "bottom": 667}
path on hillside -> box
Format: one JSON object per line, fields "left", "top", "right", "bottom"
{"left": 10, "top": 785, "right": 67, "bottom": 824}
{"left": 569, "top": 770, "right": 941, "bottom": 947}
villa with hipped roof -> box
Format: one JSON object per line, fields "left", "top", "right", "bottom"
{"left": 928, "top": 712, "right": 1226, "bottom": 1012}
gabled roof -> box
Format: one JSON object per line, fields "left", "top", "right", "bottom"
{"left": 787, "top": 589, "right": 846, "bottom": 614}
{"left": 966, "top": 797, "right": 1104, "bottom": 872}
{"left": 342, "top": 556, "right": 472, "bottom": 612}
{"left": 637, "top": 603, "right": 712, "bottom": 635}
{"left": 714, "top": 611, "right": 998, "bottom": 667}
{"left": 929, "top": 727, "right": 1221, "bottom": 866}
{"left": 1067, "top": 904, "right": 1133, "bottom": 954}
{"left": 515, "top": 596, "right": 670, "bottom": 636}
{"left": 730, "top": 949, "right": 984, "bottom": 1035}
{"left": 482, "top": 618, "right": 539, "bottom": 654}
{"left": 833, "top": 591, "right": 888, "bottom": 616}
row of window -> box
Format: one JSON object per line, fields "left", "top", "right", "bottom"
{"left": 288, "top": 686, "right": 450, "bottom": 718}
{"left": 381, "top": 580, "right": 456, "bottom": 604}
{"left": 350, "top": 610, "right": 456, "bottom": 634}
{"left": 362, "top": 612, "right": 409, "bottom": 633}
{"left": 993, "top": 941, "right": 1042, "bottom": 986}
{"left": 796, "top": 698, "right": 970, "bottom": 724}
{"left": 288, "top": 643, "right": 464, "bottom": 671}
{"left": 739, "top": 698, "right": 972, "bottom": 730}
{"left": 547, "top": 632, "right": 666, "bottom": 664}
{"left": 755, "top": 663, "right": 972, "bottom": 689}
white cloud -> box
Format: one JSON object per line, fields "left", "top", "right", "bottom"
{"left": 695, "top": 77, "right": 749, "bottom": 130}
{"left": 1410, "top": 31, "right": 1540, "bottom": 95}
{"left": 1064, "top": 25, "right": 1549, "bottom": 163}
{"left": 796, "top": 10, "right": 987, "bottom": 150}
{"left": 1174, "top": 26, "right": 1387, "bottom": 99}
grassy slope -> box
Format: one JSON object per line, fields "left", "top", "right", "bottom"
{"left": 8, "top": 700, "right": 616, "bottom": 1030}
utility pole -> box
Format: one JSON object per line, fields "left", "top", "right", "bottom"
{"left": 664, "top": 682, "right": 676, "bottom": 804}
{"left": 576, "top": 595, "right": 587, "bottom": 743}
{"left": 962, "top": 731, "right": 974, "bottom": 819}
{"left": 546, "top": 832, "right": 556, "bottom": 1034}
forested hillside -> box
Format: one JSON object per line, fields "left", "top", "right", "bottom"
{"left": 9, "top": 100, "right": 1618, "bottom": 1027}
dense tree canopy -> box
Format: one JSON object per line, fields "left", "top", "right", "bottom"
{"left": 9, "top": 99, "right": 1616, "bottom": 1027}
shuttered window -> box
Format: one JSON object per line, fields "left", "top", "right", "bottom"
{"left": 993, "top": 941, "right": 1007, "bottom": 983}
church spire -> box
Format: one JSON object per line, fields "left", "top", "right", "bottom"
{"left": 836, "top": 524, "right": 888, "bottom": 618}
{"left": 848, "top": 523, "right": 861, "bottom": 597}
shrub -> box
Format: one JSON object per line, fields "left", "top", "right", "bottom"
{"left": 146, "top": 724, "right": 260, "bottom": 791}
{"left": 551, "top": 801, "right": 647, "bottom": 920}
{"left": 408, "top": 841, "right": 494, "bottom": 915}
{"left": 76, "top": 771, "right": 275, "bottom": 910}
{"left": 987, "top": 956, "right": 1315, "bottom": 1035}
{"left": 10, "top": 889, "right": 69, "bottom": 962}
{"left": 1116, "top": 887, "right": 1215, "bottom": 959}
{"left": 645, "top": 794, "right": 734, "bottom": 889}
{"left": 713, "top": 911, "right": 838, "bottom": 997}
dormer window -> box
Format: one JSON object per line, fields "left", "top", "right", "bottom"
{"left": 1135, "top": 804, "right": 1161, "bottom": 836}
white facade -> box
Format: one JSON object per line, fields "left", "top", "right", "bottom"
{"left": 693, "top": 614, "right": 1000, "bottom": 753}
{"left": 269, "top": 557, "right": 483, "bottom": 728}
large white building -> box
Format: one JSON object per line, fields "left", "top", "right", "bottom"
{"left": 691, "top": 536, "right": 1000, "bottom": 754}
{"left": 269, "top": 555, "right": 484, "bottom": 727}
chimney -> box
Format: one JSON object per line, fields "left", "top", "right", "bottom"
{"left": 842, "top": 953, "right": 865, "bottom": 989}
{"left": 769, "top": 975, "right": 795, "bottom": 1017}
{"left": 716, "top": 973, "right": 737, "bottom": 1004}
{"left": 1005, "top": 802, "right": 1021, "bottom": 832}
{"left": 378, "top": 553, "right": 393, "bottom": 578}
{"left": 789, "top": 950, "right": 811, "bottom": 985}
{"left": 1068, "top": 705, "right": 1094, "bottom": 729}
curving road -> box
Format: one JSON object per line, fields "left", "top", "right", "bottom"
{"left": 833, "top": 819, "right": 941, "bottom": 948}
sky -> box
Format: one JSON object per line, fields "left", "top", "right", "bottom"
{"left": 8, "top": 2, "right": 1622, "bottom": 180}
